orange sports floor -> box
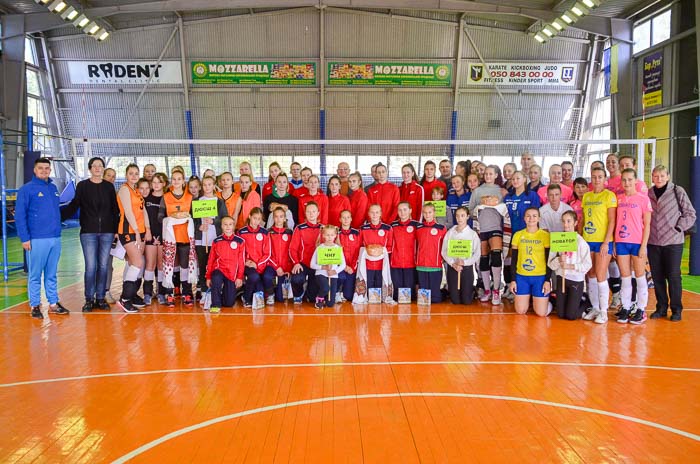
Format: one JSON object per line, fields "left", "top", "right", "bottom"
{"left": 2, "top": 278, "right": 700, "bottom": 463}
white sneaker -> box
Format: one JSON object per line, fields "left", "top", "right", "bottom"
{"left": 594, "top": 311, "right": 608, "bottom": 324}
{"left": 336, "top": 292, "right": 346, "bottom": 303}
{"left": 104, "top": 291, "right": 116, "bottom": 304}
{"left": 582, "top": 308, "right": 599, "bottom": 321}
{"left": 546, "top": 302, "right": 553, "bottom": 316}
{"left": 266, "top": 295, "right": 275, "bottom": 305}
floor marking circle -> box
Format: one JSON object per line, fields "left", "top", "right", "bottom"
{"left": 112, "top": 391, "right": 700, "bottom": 463}
{"left": 2, "top": 360, "right": 698, "bottom": 388}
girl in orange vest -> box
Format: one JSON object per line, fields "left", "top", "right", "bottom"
{"left": 217, "top": 171, "right": 242, "bottom": 229}
{"left": 116, "top": 163, "right": 151, "bottom": 313}
{"left": 159, "top": 170, "right": 194, "bottom": 306}
{"left": 236, "top": 173, "right": 262, "bottom": 231}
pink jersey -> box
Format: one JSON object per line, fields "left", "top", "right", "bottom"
{"left": 569, "top": 198, "right": 583, "bottom": 225}
{"left": 615, "top": 192, "right": 652, "bottom": 244}
{"left": 607, "top": 175, "right": 649, "bottom": 195}
{"left": 538, "top": 182, "right": 573, "bottom": 205}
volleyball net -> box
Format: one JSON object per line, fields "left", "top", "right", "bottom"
{"left": 71, "top": 138, "right": 657, "bottom": 186}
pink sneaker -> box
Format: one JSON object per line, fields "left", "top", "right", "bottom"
{"left": 491, "top": 290, "right": 502, "bottom": 305}
{"left": 480, "top": 290, "right": 491, "bottom": 302}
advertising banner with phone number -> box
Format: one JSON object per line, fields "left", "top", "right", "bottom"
{"left": 466, "top": 62, "right": 578, "bottom": 86}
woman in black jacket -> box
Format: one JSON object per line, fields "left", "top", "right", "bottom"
{"left": 61, "top": 157, "right": 119, "bottom": 312}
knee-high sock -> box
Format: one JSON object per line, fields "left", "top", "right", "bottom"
{"left": 635, "top": 274, "right": 649, "bottom": 310}
{"left": 598, "top": 280, "right": 610, "bottom": 312}
{"left": 588, "top": 277, "right": 600, "bottom": 310}
{"left": 620, "top": 276, "right": 633, "bottom": 310}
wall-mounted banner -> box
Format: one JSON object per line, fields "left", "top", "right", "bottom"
{"left": 68, "top": 61, "right": 183, "bottom": 85}
{"left": 328, "top": 62, "right": 452, "bottom": 87}
{"left": 642, "top": 51, "right": 663, "bottom": 108}
{"left": 191, "top": 61, "right": 316, "bottom": 85}
{"left": 466, "top": 62, "right": 578, "bottom": 86}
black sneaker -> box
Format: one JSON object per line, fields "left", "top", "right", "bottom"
{"left": 82, "top": 300, "right": 94, "bottom": 313}
{"left": 629, "top": 309, "right": 647, "bottom": 325}
{"left": 670, "top": 312, "right": 682, "bottom": 322}
{"left": 31, "top": 305, "right": 43, "bottom": 319}
{"left": 94, "top": 299, "right": 110, "bottom": 310}
{"left": 650, "top": 309, "right": 667, "bottom": 320}
{"left": 616, "top": 308, "right": 630, "bottom": 324}
{"left": 50, "top": 302, "right": 70, "bottom": 315}
{"left": 132, "top": 295, "right": 146, "bottom": 309}
{"left": 117, "top": 298, "right": 139, "bottom": 314}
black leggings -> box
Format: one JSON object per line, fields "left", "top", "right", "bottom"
{"left": 446, "top": 265, "right": 475, "bottom": 305}
{"left": 554, "top": 276, "right": 585, "bottom": 320}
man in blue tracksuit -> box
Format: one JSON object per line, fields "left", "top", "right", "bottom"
{"left": 15, "top": 158, "right": 70, "bottom": 319}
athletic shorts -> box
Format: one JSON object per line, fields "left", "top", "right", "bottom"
{"left": 479, "top": 230, "right": 503, "bottom": 241}
{"left": 514, "top": 273, "right": 549, "bottom": 298}
{"left": 588, "top": 241, "right": 613, "bottom": 254}
{"left": 615, "top": 242, "right": 642, "bottom": 256}
{"left": 118, "top": 233, "right": 139, "bottom": 246}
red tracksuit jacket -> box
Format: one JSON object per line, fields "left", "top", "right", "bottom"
{"left": 399, "top": 181, "right": 424, "bottom": 221}
{"left": 421, "top": 178, "right": 447, "bottom": 202}
{"left": 360, "top": 222, "right": 393, "bottom": 271}
{"left": 238, "top": 225, "right": 271, "bottom": 273}
{"left": 327, "top": 194, "right": 351, "bottom": 227}
{"left": 206, "top": 234, "right": 245, "bottom": 282}
{"left": 367, "top": 182, "right": 400, "bottom": 224}
{"left": 415, "top": 221, "right": 447, "bottom": 268}
{"left": 349, "top": 188, "right": 369, "bottom": 229}
{"left": 390, "top": 219, "right": 420, "bottom": 268}
{"left": 298, "top": 192, "right": 329, "bottom": 225}
{"left": 339, "top": 227, "right": 361, "bottom": 272}
{"left": 290, "top": 222, "right": 323, "bottom": 267}
{"left": 292, "top": 186, "right": 309, "bottom": 198}
{"left": 269, "top": 226, "right": 293, "bottom": 273}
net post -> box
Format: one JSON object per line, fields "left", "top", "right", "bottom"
{"left": 185, "top": 110, "right": 197, "bottom": 176}
{"left": 320, "top": 109, "right": 326, "bottom": 177}
{"left": 449, "top": 110, "right": 457, "bottom": 164}
{"left": 1, "top": 129, "right": 7, "bottom": 281}
{"left": 636, "top": 141, "right": 645, "bottom": 183}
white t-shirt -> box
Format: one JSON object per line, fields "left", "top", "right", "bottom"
{"left": 539, "top": 202, "right": 573, "bottom": 233}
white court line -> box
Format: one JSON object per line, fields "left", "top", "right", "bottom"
{"left": 112, "top": 391, "right": 700, "bottom": 463}
{"left": 2, "top": 360, "right": 698, "bottom": 388}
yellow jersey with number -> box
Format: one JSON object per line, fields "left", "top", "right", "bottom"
{"left": 512, "top": 229, "right": 550, "bottom": 276}
{"left": 581, "top": 190, "right": 617, "bottom": 242}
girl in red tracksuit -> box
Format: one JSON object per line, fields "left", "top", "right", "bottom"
{"left": 327, "top": 175, "right": 351, "bottom": 227}
{"left": 238, "top": 207, "right": 274, "bottom": 307}
{"left": 360, "top": 204, "right": 393, "bottom": 289}
{"left": 348, "top": 172, "right": 369, "bottom": 229}
{"left": 416, "top": 203, "right": 448, "bottom": 303}
{"left": 399, "top": 163, "right": 424, "bottom": 221}
{"left": 391, "top": 201, "right": 420, "bottom": 300}
{"left": 338, "top": 209, "right": 361, "bottom": 302}
{"left": 268, "top": 206, "right": 294, "bottom": 302}
{"left": 290, "top": 201, "right": 324, "bottom": 303}
{"left": 421, "top": 160, "right": 448, "bottom": 203}
{"left": 206, "top": 216, "right": 245, "bottom": 312}
{"left": 297, "top": 175, "right": 329, "bottom": 225}
{"left": 366, "top": 165, "right": 400, "bottom": 223}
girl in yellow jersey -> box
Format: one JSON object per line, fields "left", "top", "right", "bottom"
{"left": 116, "top": 163, "right": 151, "bottom": 313}
{"left": 509, "top": 207, "right": 551, "bottom": 316}
{"left": 581, "top": 166, "right": 617, "bottom": 324}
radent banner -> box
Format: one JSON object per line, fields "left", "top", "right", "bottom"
{"left": 466, "top": 62, "right": 578, "bottom": 86}
{"left": 642, "top": 51, "right": 663, "bottom": 108}
{"left": 68, "top": 61, "right": 182, "bottom": 85}
{"left": 328, "top": 62, "right": 452, "bottom": 86}
{"left": 191, "top": 61, "right": 316, "bottom": 85}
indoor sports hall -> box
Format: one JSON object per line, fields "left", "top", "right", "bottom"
{"left": 1, "top": 1, "right": 700, "bottom": 462}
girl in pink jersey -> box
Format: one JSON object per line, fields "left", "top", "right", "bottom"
{"left": 614, "top": 168, "right": 652, "bottom": 325}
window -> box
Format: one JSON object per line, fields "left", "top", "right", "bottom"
{"left": 633, "top": 9, "right": 672, "bottom": 54}
{"left": 586, "top": 50, "right": 612, "bottom": 162}
{"left": 24, "top": 37, "right": 37, "bottom": 65}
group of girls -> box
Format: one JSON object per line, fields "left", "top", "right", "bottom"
{"left": 109, "top": 153, "right": 662, "bottom": 323}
